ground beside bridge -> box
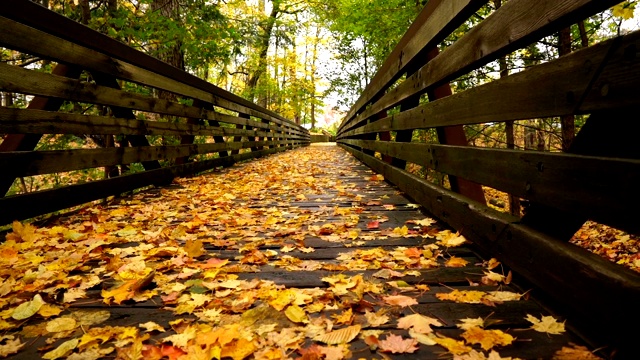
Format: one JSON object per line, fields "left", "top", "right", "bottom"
{"left": 0, "top": 144, "right": 598, "bottom": 359}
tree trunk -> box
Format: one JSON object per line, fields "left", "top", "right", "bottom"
{"left": 558, "top": 27, "right": 575, "bottom": 151}
{"left": 246, "top": 4, "right": 279, "bottom": 103}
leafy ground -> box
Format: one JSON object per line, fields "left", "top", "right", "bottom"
{"left": 0, "top": 145, "right": 603, "bottom": 359}
{"left": 482, "top": 188, "right": 640, "bottom": 273}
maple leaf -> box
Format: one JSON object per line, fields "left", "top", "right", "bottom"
{"left": 484, "top": 291, "right": 522, "bottom": 302}
{"left": 378, "top": 334, "right": 419, "bottom": 354}
{"left": 525, "top": 314, "right": 565, "bottom": 334}
{"left": 184, "top": 239, "right": 205, "bottom": 258}
{"left": 436, "top": 230, "right": 467, "bottom": 247}
{"left": 319, "top": 344, "right": 348, "bottom": 360}
{"left": 331, "top": 308, "right": 353, "bottom": 325}
{"left": 372, "top": 268, "right": 403, "bottom": 279}
{"left": 407, "top": 218, "right": 436, "bottom": 227}
{"left": 383, "top": 295, "right": 418, "bottom": 307}
{"left": 446, "top": 256, "right": 469, "bottom": 268}
{"left": 461, "top": 327, "right": 514, "bottom": 350}
{"left": 366, "top": 221, "right": 380, "bottom": 229}
{"left": 364, "top": 310, "right": 390, "bottom": 327}
{"left": 431, "top": 333, "right": 473, "bottom": 355}
{"left": 314, "top": 325, "right": 361, "bottom": 345}
{"left": 221, "top": 338, "right": 257, "bottom": 360}
{"left": 552, "top": 344, "right": 603, "bottom": 359}
{"left": 397, "top": 313, "right": 442, "bottom": 334}
{"left": 457, "top": 317, "right": 485, "bottom": 330}
{"left": 139, "top": 321, "right": 166, "bottom": 333}
{"left": 0, "top": 335, "right": 24, "bottom": 357}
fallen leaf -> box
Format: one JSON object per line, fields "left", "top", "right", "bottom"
{"left": 525, "top": 314, "right": 565, "bottom": 335}
{"left": 397, "top": 314, "right": 442, "bottom": 334}
{"left": 383, "top": 295, "right": 418, "bottom": 307}
{"left": 378, "top": 334, "right": 418, "bottom": 354}
{"left": 314, "top": 325, "right": 361, "bottom": 345}
{"left": 552, "top": 344, "right": 602, "bottom": 359}
{"left": 0, "top": 336, "right": 24, "bottom": 357}
{"left": 461, "top": 327, "right": 514, "bottom": 350}
{"left": 43, "top": 338, "right": 79, "bottom": 360}
{"left": 12, "top": 294, "right": 46, "bottom": 320}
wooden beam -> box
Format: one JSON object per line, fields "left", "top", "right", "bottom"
{"left": 0, "top": 64, "right": 82, "bottom": 196}
{"left": 0, "top": 3, "right": 307, "bottom": 134}
{"left": 0, "top": 141, "right": 297, "bottom": 177}
{"left": 338, "top": 31, "right": 639, "bottom": 138}
{"left": 340, "top": 139, "right": 640, "bottom": 233}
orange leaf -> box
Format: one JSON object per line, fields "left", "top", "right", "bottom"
{"left": 378, "top": 334, "right": 418, "bottom": 354}
{"left": 383, "top": 295, "right": 418, "bottom": 307}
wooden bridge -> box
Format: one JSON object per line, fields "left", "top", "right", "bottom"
{"left": 1, "top": 0, "right": 639, "bottom": 359}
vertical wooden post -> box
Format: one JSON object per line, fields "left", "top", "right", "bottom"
{"left": 426, "top": 48, "right": 486, "bottom": 205}
{"left": 391, "top": 61, "right": 422, "bottom": 169}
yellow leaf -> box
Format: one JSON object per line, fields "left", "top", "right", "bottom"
{"left": 552, "top": 344, "right": 603, "bottom": 359}
{"left": 436, "top": 290, "right": 486, "bottom": 304}
{"left": 432, "top": 333, "right": 472, "bottom": 355}
{"left": 38, "top": 304, "right": 64, "bottom": 318}
{"left": 42, "top": 338, "right": 79, "bottom": 360}
{"left": 139, "top": 321, "right": 165, "bottom": 332}
{"left": 525, "top": 314, "right": 565, "bottom": 335}
{"left": 446, "top": 256, "right": 469, "bottom": 268}
{"left": 397, "top": 314, "right": 442, "bottom": 334}
{"left": 184, "top": 239, "right": 205, "bottom": 258}
{"left": 612, "top": 2, "right": 636, "bottom": 20}
{"left": 314, "top": 325, "right": 361, "bottom": 345}
{"left": 46, "top": 317, "right": 78, "bottom": 333}
{"left": 457, "top": 317, "right": 485, "bottom": 330}
{"left": 331, "top": 308, "right": 353, "bottom": 325}
{"left": 12, "top": 294, "right": 45, "bottom": 320}
{"left": 221, "top": 338, "right": 257, "bottom": 360}
{"left": 284, "top": 305, "right": 308, "bottom": 324}
{"left": 461, "top": 327, "right": 514, "bottom": 350}
{"left": 364, "top": 310, "right": 390, "bottom": 327}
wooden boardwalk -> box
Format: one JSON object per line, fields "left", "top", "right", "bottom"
{"left": 2, "top": 144, "right": 594, "bottom": 359}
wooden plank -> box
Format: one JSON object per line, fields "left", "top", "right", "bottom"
{"left": 0, "top": 3, "right": 307, "bottom": 134}
{"left": 0, "top": 64, "right": 82, "bottom": 196}
{"left": 339, "top": 143, "right": 640, "bottom": 353}
{"left": 0, "top": 63, "right": 308, "bottom": 137}
{"left": 339, "top": 31, "right": 638, "bottom": 138}
{"left": 0, "top": 144, "right": 303, "bottom": 225}
{"left": 339, "top": 0, "right": 624, "bottom": 135}
{"left": 341, "top": 139, "right": 640, "bottom": 232}
{"left": 339, "top": 0, "right": 485, "bottom": 131}
{"left": 0, "top": 140, "right": 299, "bottom": 177}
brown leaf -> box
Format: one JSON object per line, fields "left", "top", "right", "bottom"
{"left": 314, "top": 325, "right": 361, "bottom": 345}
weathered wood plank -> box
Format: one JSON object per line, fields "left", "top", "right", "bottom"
{"left": 0, "top": 63, "right": 308, "bottom": 138}
{"left": 0, "top": 140, "right": 299, "bottom": 177}
{"left": 0, "top": 3, "right": 307, "bottom": 134}
{"left": 339, "top": 31, "right": 640, "bottom": 138}
{"left": 340, "top": 143, "right": 640, "bottom": 354}
{"left": 341, "top": 139, "right": 640, "bottom": 232}
{"left": 0, "top": 145, "right": 303, "bottom": 225}
{"left": 339, "top": 0, "right": 624, "bottom": 135}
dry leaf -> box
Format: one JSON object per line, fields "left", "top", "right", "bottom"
{"left": 11, "top": 294, "right": 45, "bottom": 320}
{"left": 461, "top": 327, "right": 514, "bottom": 350}
{"left": 397, "top": 314, "right": 442, "bottom": 334}
{"left": 378, "top": 334, "right": 418, "bottom": 354}
{"left": 382, "top": 295, "right": 418, "bottom": 307}
{"left": 314, "top": 325, "right": 361, "bottom": 345}
{"left": 42, "top": 338, "right": 79, "bottom": 360}
{"left": 0, "top": 336, "right": 24, "bottom": 357}
{"left": 552, "top": 344, "right": 602, "bottom": 359}
{"left": 525, "top": 314, "right": 565, "bottom": 334}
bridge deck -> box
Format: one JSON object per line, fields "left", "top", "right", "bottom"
{"left": 3, "top": 144, "right": 593, "bottom": 359}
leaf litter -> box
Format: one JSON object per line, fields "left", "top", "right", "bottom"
{"left": 0, "top": 145, "right": 600, "bottom": 359}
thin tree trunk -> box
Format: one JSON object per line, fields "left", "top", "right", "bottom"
{"left": 559, "top": 27, "right": 575, "bottom": 151}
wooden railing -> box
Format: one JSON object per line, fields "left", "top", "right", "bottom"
{"left": 336, "top": 0, "right": 640, "bottom": 355}
{"left": 0, "top": 0, "right": 310, "bottom": 225}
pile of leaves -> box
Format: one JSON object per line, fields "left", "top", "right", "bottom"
{"left": 0, "top": 146, "right": 602, "bottom": 359}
